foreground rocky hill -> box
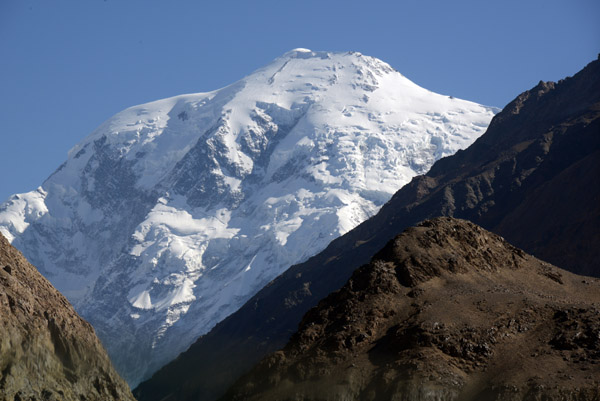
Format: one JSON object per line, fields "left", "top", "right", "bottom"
{"left": 134, "top": 57, "right": 599, "bottom": 400}
{"left": 0, "top": 233, "right": 134, "bottom": 401}
{"left": 223, "top": 218, "right": 600, "bottom": 401}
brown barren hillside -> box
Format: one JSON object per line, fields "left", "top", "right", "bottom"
{"left": 0, "top": 234, "right": 135, "bottom": 401}
{"left": 223, "top": 218, "right": 600, "bottom": 401}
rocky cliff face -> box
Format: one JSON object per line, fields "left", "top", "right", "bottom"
{"left": 134, "top": 57, "right": 599, "bottom": 401}
{"left": 0, "top": 233, "right": 134, "bottom": 401}
{"left": 222, "top": 218, "right": 600, "bottom": 401}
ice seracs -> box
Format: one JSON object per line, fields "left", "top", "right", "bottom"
{"left": 0, "top": 49, "right": 497, "bottom": 385}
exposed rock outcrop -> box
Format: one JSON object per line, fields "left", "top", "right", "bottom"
{"left": 223, "top": 218, "right": 600, "bottom": 401}
{"left": 0, "top": 234, "right": 135, "bottom": 401}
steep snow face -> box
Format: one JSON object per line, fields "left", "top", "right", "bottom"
{"left": 0, "top": 50, "right": 497, "bottom": 386}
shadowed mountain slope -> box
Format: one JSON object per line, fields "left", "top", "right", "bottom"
{"left": 222, "top": 218, "right": 600, "bottom": 401}
{"left": 134, "top": 57, "right": 600, "bottom": 401}
{"left": 0, "top": 234, "right": 135, "bottom": 401}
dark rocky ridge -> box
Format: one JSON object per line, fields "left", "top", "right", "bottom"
{"left": 134, "top": 57, "right": 600, "bottom": 401}
{"left": 222, "top": 218, "right": 600, "bottom": 401}
{"left": 0, "top": 234, "right": 135, "bottom": 401}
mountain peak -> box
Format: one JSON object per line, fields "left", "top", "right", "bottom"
{"left": 278, "top": 49, "right": 371, "bottom": 65}
{"left": 134, "top": 56, "right": 599, "bottom": 401}
{"left": 281, "top": 48, "right": 322, "bottom": 58}
{"left": 0, "top": 50, "right": 496, "bottom": 385}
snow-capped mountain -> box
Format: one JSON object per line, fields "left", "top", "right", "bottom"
{"left": 0, "top": 49, "right": 497, "bottom": 385}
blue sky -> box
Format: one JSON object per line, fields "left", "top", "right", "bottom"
{"left": 0, "top": 0, "right": 598, "bottom": 203}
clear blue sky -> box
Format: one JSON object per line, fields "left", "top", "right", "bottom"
{"left": 1, "top": 0, "right": 598, "bottom": 203}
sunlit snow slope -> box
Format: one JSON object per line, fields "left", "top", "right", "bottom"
{"left": 0, "top": 49, "right": 497, "bottom": 386}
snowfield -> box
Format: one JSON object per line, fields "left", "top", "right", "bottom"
{"left": 0, "top": 49, "right": 497, "bottom": 385}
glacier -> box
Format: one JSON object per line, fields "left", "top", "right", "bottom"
{"left": 0, "top": 49, "right": 497, "bottom": 386}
